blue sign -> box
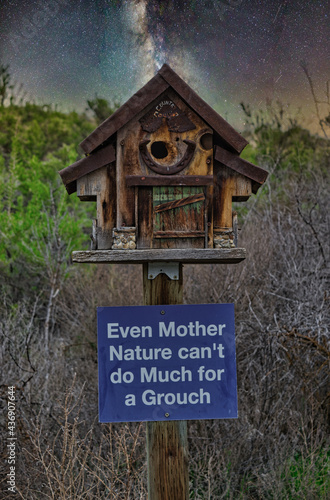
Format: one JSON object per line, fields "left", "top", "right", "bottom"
{"left": 98, "top": 304, "right": 237, "bottom": 422}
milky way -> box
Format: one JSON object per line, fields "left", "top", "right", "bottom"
{"left": 0, "top": 0, "right": 329, "bottom": 132}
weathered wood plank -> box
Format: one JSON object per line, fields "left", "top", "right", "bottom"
{"left": 59, "top": 143, "right": 115, "bottom": 194}
{"left": 71, "top": 248, "right": 246, "bottom": 264}
{"left": 126, "top": 175, "right": 214, "bottom": 186}
{"left": 76, "top": 165, "right": 107, "bottom": 198}
{"left": 97, "top": 165, "right": 116, "bottom": 249}
{"left": 154, "top": 193, "right": 205, "bottom": 213}
{"left": 77, "top": 175, "right": 97, "bottom": 201}
{"left": 154, "top": 230, "right": 205, "bottom": 238}
{"left": 152, "top": 239, "right": 204, "bottom": 250}
{"left": 213, "top": 164, "right": 233, "bottom": 229}
{"left": 116, "top": 125, "right": 140, "bottom": 227}
{"left": 137, "top": 187, "right": 153, "bottom": 248}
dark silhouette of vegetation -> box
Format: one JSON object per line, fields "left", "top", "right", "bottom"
{"left": 86, "top": 95, "right": 120, "bottom": 123}
{"left": 0, "top": 71, "right": 329, "bottom": 498}
{"left": 0, "top": 64, "right": 14, "bottom": 107}
{"left": 300, "top": 60, "right": 330, "bottom": 139}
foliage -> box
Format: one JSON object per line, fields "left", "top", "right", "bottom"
{"left": 0, "top": 102, "right": 97, "bottom": 282}
{"left": 0, "top": 63, "right": 14, "bottom": 107}
{"left": 237, "top": 100, "right": 330, "bottom": 221}
{"left": 0, "top": 102, "right": 95, "bottom": 159}
{"left": 283, "top": 448, "right": 330, "bottom": 498}
{"left": 86, "top": 95, "right": 120, "bottom": 124}
{"left": 240, "top": 100, "right": 329, "bottom": 169}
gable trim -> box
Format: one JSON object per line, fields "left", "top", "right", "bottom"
{"left": 79, "top": 74, "right": 169, "bottom": 154}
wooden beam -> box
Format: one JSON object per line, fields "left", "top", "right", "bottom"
{"left": 143, "top": 263, "right": 188, "bottom": 500}
{"left": 137, "top": 188, "right": 153, "bottom": 248}
{"left": 154, "top": 230, "right": 205, "bottom": 238}
{"left": 96, "top": 165, "right": 116, "bottom": 249}
{"left": 71, "top": 248, "right": 246, "bottom": 264}
{"left": 126, "top": 175, "right": 214, "bottom": 187}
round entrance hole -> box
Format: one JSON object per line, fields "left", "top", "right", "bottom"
{"left": 200, "top": 132, "right": 213, "bottom": 150}
{"left": 151, "top": 141, "right": 168, "bottom": 159}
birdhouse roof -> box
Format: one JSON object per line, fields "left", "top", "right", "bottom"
{"left": 59, "top": 64, "right": 268, "bottom": 194}
{"left": 79, "top": 64, "right": 248, "bottom": 155}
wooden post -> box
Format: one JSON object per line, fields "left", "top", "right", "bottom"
{"left": 143, "top": 263, "right": 189, "bottom": 500}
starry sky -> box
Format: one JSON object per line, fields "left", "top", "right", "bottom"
{"left": 0, "top": 0, "right": 329, "bottom": 133}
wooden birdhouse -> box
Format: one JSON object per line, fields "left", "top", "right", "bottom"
{"left": 59, "top": 64, "right": 268, "bottom": 261}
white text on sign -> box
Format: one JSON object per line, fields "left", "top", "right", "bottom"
{"left": 108, "top": 320, "right": 227, "bottom": 338}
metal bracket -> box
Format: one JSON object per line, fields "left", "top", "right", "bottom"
{"left": 148, "top": 262, "right": 180, "bottom": 280}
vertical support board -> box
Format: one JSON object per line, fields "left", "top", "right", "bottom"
{"left": 97, "top": 164, "right": 117, "bottom": 249}
{"left": 116, "top": 130, "right": 139, "bottom": 227}
{"left": 137, "top": 187, "right": 153, "bottom": 248}
{"left": 213, "top": 164, "right": 233, "bottom": 229}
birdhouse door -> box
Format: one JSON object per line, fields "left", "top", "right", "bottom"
{"left": 152, "top": 186, "right": 206, "bottom": 248}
